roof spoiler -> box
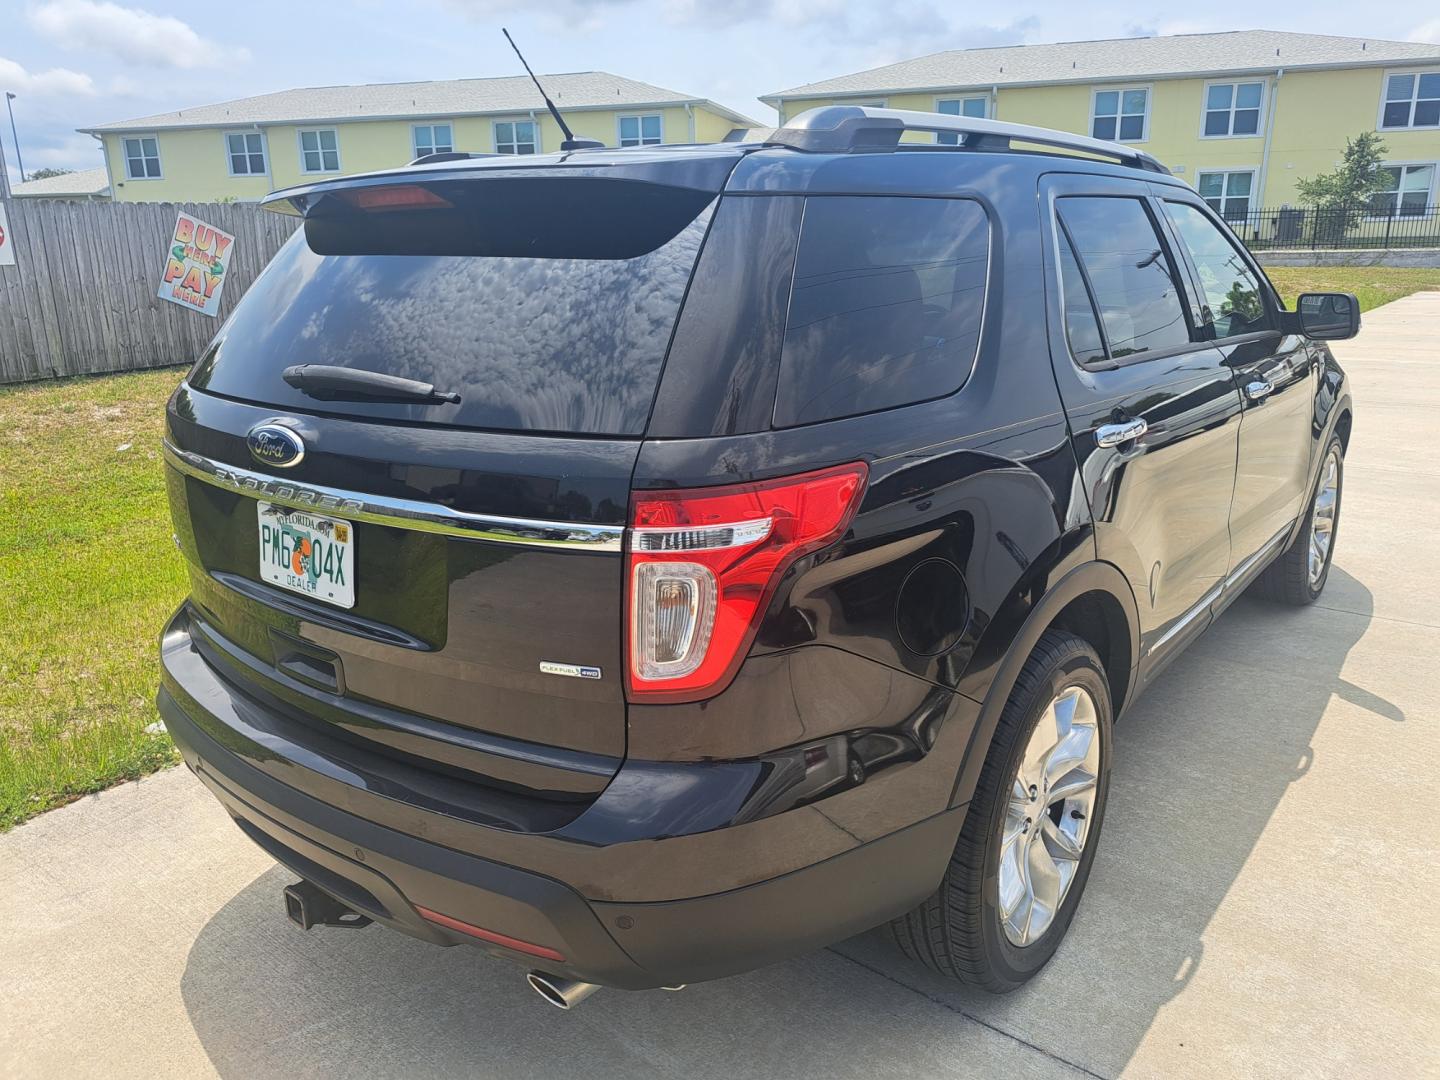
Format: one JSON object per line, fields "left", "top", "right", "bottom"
{"left": 767, "top": 105, "right": 1170, "bottom": 174}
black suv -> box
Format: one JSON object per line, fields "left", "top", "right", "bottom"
{"left": 158, "top": 106, "right": 1356, "bottom": 1003}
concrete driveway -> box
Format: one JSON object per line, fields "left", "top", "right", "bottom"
{"left": 3, "top": 293, "right": 1438, "bottom": 1080}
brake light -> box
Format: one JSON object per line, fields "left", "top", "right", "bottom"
{"left": 338, "top": 185, "right": 453, "bottom": 211}
{"left": 627, "top": 463, "right": 868, "bottom": 703}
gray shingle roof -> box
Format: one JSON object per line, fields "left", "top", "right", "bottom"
{"left": 763, "top": 30, "right": 1440, "bottom": 101}
{"left": 11, "top": 167, "right": 110, "bottom": 198}
{"left": 81, "top": 72, "right": 759, "bottom": 133}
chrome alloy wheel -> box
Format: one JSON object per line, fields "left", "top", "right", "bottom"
{"left": 1309, "top": 450, "right": 1340, "bottom": 586}
{"left": 997, "top": 686, "right": 1101, "bottom": 948}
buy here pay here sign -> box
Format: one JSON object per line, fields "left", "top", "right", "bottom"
{"left": 158, "top": 212, "right": 235, "bottom": 317}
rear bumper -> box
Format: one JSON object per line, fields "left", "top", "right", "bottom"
{"left": 160, "top": 605, "right": 972, "bottom": 988}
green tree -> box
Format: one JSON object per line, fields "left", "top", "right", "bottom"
{"left": 26, "top": 167, "right": 74, "bottom": 181}
{"left": 1294, "top": 132, "right": 1390, "bottom": 241}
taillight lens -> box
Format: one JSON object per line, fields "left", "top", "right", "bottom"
{"left": 627, "top": 462, "right": 868, "bottom": 702}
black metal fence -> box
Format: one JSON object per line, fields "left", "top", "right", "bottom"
{"left": 1220, "top": 204, "right": 1440, "bottom": 251}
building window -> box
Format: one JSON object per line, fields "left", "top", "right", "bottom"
{"left": 1197, "top": 170, "right": 1255, "bottom": 221}
{"left": 122, "top": 136, "right": 161, "bottom": 179}
{"left": 494, "top": 120, "right": 537, "bottom": 155}
{"left": 226, "top": 132, "right": 266, "bottom": 176}
{"left": 1370, "top": 164, "right": 1435, "bottom": 218}
{"left": 936, "top": 96, "right": 988, "bottom": 144}
{"left": 299, "top": 129, "right": 340, "bottom": 173}
{"left": 1092, "top": 87, "right": 1149, "bottom": 142}
{"left": 1381, "top": 72, "right": 1440, "bottom": 130}
{"left": 618, "top": 114, "right": 663, "bottom": 147}
{"left": 1203, "top": 82, "right": 1264, "bottom": 137}
{"left": 412, "top": 124, "right": 453, "bottom": 158}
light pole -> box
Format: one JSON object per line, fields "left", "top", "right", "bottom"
{"left": 5, "top": 92, "right": 23, "bottom": 183}
{"left": 0, "top": 125, "right": 11, "bottom": 201}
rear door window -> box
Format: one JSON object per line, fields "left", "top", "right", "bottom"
{"left": 772, "top": 196, "right": 989, "bottom": 428}
{"left": 1056, "top": 229, "right": 1107, "bottom": 366}
{"left": 1163, "top": 201, "right": 1274, "bottom": 339}
{"left": 1057, "top": 196, "right": 1193, "bottom": 361}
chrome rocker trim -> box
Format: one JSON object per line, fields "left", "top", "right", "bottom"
{"left": 162, "top": 441, "right": 625, "bottom": 552}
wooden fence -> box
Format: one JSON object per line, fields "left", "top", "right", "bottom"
{"left": 0, "top": 199, "right": 299, "bottom": 383}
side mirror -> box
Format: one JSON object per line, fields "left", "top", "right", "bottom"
{"left": 1295, "top": 292, "right": 1361, "bottom": 341}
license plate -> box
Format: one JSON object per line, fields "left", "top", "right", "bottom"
{"left": 257, "top": 502, "right": 355, "bottom": 609}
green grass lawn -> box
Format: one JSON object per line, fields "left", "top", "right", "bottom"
{"left": 0, "top": 368, "right": 189, "bottom": 829}
{"left": 1262, "top": 265, "right": 1440, "bottom": 313}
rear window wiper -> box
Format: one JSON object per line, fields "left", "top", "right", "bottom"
{"left": 281, "top": 365, "right": 461, "bottom": 405}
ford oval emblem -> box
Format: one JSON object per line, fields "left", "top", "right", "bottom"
{"left": 246, "top": 423, "right": 306, "bottom": 469}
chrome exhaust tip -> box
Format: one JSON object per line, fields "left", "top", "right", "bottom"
{"left": 527, "top": 971, "right": 601, "bottom": 1010}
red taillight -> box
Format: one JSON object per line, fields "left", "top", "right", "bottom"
{"left": 338, "top": 185, "right": 453, "bottom": 212}
{"left": 626, "top": 462, "right": 868, "bottom": 703}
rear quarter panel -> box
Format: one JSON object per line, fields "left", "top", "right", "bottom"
{"left": 632, "top": 153, "right": 1097, "bottom": 777}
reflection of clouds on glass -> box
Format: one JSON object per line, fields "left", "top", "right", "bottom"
{"left": 200, "top": 204, "right": 713, "bottom": 435}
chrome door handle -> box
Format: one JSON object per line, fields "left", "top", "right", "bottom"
{"left": 1245, "top": 379, "right": 1274, "bottom": 402}
{"left": 1095, "top": 418, "right": 1148, "bottom": 448}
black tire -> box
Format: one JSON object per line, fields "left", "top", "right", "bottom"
{"left": 1253, "top": 434, "right": 1344, "bottom": 606}
{"left": 887, "top": 630, "right": 1113, "bottom": 992}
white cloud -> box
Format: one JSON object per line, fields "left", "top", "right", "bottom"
{"left": 27, "top": 0, "right": 250, "bottom": 69}
{"left": 1410, "top": 19, "right": 1440, "bottom": 44}
{"left": 439, "top": 0, "right": 630, "bottom": 32}
{"left": 106, "top": 74, "right": 145, "bottom": 96}
{"left": 0, "top": 56, "right": 97, "bottom": 96}
{"left": 659, "top": 0, "right": 1034, "bottom": 63}
{"left": 24, "top": 132, "right": 106, "bottom": 169}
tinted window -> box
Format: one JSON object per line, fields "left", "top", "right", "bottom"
{"left": 1057, "top": 228, "right": 1106, "bottom": 365}
{"left": 1058, "top": 197, "right": 1191, "bottom": 360}
{"left": 1164, "top": 202, "right": 1273, "bottom": 339}
{"left": 773, "top": 196, "right": 989, "bottom": 427}
{"left": 190, "top": 198, "right": 713, "bottom": 436}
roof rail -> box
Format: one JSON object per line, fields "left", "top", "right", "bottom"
{"left": 767, "top": 106, "right": 1169, "bottom": 174}
{"left": 409, "top": 151, "right": 484, "bottom": 166}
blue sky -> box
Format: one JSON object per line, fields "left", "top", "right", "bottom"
{"left": 2, "top": 0, "right": 1437, "bottom": 184}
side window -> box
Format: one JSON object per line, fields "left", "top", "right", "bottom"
{"left": 1057, "top": 197, "right": 1192, "bottom": 360}
{"left": 1164, "top": 202, "right": 1273, "bottom": 339}
{"left": 1056, "top": 228, "right": 1106, "bottom": 366}
{"left": 772, "top": 196, "right": 989, "bottom": 428}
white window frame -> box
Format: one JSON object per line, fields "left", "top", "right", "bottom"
{"left": 411, "top": 122, "right": 454, "bottom": 159}
{"left": 121, "top": 134, "right": 163, "bottom": 180}
{"left": 297, "top": 128, "right": 341, "bottom": 174}
{"left": 617, "top": 113, "right": 664, "bottom": 147}
{"left": 493, "top": 118, "right": 539, "bottom": 155}
{"left": 223, "top": 130, "right": 268, "bottom": 178}
{"left": 1090, "top": 85, "right": 1152, "bottom": 144}
{"left": 934, "top": 94, "right": 989, "bottom": 144}
{"left": 1195, "top": 169, "right": 1257, "bottom": 221}
{"left": 1199, "top": 79, "right": 1267, "bottom": 139}
{"left": 1367, "top": 161, "right": 1437, "bottom": 219}
{"left": 1378, "top": 68, "right": 1440, "bottom": 131}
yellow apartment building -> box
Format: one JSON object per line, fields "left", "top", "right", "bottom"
{"left": 79, "top": 72, "right": 759, "bottom": 203}
{"left": 762, "top": 30, "right": 1440, "bottom": 218}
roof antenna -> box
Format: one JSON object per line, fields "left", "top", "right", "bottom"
{"left": 502, "top": 28, "right": 604, "bottom": 151}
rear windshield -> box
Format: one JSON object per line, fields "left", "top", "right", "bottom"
{"left": 189, "top": 189, "right": 714, "bottom": 436}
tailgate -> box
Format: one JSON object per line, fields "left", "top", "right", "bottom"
{"left": 165, "top": 388, "right": 635, "bottom": 798}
